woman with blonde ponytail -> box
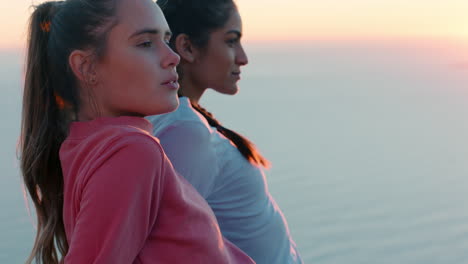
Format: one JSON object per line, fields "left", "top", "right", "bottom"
{"left": 20, "top": 0, "right": 255, "bottom": 263}
{"left": 147, "top": 0, "right": 303, "bottom": 263}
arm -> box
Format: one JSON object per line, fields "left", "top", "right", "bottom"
{"left": 157, "top": 121, "right": 219, "bottom": 198}
{"left": 64, "top": 135, "right": 164, "bottom": 264}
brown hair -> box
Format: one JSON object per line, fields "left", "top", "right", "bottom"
{"left": 20, "top": 0, "right": 118, "bottom": 263}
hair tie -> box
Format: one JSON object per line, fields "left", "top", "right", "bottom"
{"left": 54, "top": 92, "right": 66, "bottom": 110}
{"left": 40, "top": 21, "right": 51, "bottom": 33}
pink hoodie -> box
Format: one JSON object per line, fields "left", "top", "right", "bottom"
{"left": 60, "top": 116, "right": 254, "bottom": 264}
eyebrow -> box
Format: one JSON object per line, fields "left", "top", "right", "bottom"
{"left": 129, "top": 28, "right": 172, "bottom": 39}
{"left": 225, "top": 30, "right": 242, "bottom": 38}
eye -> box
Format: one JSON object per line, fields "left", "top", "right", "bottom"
{"left": 138, "top": 41, "right": 153, "bottom": 48}
{"left": 226, "top": 38, "right": 239, "bottom": 47}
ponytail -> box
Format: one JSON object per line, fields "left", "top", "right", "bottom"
{"left": 21, "top": 0, "right": 118, "bottom": 262}
{"left": 20, "top": 2, "right": 68, "bottom": 263}
{"left": 19, "top": 0, "right": 117, "bottom": 264}
{"left": 191, "top": 102, "right": 271, "bottom": 168}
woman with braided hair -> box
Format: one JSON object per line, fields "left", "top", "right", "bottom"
{"left": 20, "top": 0, "right": 255, "bottom": 263}
{"left": 147, "top": 0, "right": 303, "bottom": 263}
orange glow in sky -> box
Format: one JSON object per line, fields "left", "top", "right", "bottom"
{"left": 2, "top": 0, "right": 468, "bottom": 49}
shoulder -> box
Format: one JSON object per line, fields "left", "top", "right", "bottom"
{"left": 159, "top": 119, "right": 213, "bottom": 143}
{"left": 87, "top": 129, "right": 169, "bottom": 190}
{"left": 147, "top": 97, "right": 212, "bottom": 135}
{"left": 91, "top": 125, "right": 166, "bottom": 165}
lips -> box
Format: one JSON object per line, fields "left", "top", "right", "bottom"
{"left": 232, "top": 71, "right": 241, "bottom": 80}
{"left": 161, "top": 75, "right": 178, "bottom": 85}
{"left": 161, "top": 75, "right": 180, "bottom": 90}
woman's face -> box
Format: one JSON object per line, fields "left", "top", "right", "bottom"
{"left": 191, "top": 10, "right": 248, "bottom": 95}
{"left": 90, "top": 0, "right": 180, "bottom": 118}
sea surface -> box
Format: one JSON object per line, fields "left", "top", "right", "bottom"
{"left": 2, "top": 39, "right": 468, "bottom": 263}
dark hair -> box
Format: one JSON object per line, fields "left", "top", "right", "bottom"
{"left": 20, "top": 0, "right": 119, "bottom": 263}
{"left": 158, "top": 0, "right": 234, "bottom": 49}
{"left": 157, "top": 0, "right": 270, "bottom": 168}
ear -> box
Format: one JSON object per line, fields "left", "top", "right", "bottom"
{"left": 69, "top": 50, "right": 97, "bottom": 85}
{"left": 174, "top": 33, "right": 198, "bottom": 63}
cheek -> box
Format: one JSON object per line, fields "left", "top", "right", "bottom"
{"left": 202, "top": 50, "right": 233, "bottom": 80}
{"left": 211, "top": 48, "right": 233, "bottom": 69}
{"left": 101, "top": 50, "right": 159, "bottom": 91}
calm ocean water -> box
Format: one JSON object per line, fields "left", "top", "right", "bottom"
{"left": 2, "top": 40, "right": 468, "bottom": 263}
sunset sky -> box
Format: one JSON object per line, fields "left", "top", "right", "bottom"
{"left": 1, "top": 0, "right": 468, "bottom": 49}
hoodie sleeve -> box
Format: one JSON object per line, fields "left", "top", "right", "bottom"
{"left": 64, "top": 134, "right": 165, "bottom": 264}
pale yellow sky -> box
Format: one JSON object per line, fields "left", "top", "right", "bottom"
{"left": 238, "top": 0, "right": 468, "bottom": 41}
{"left": 1, "top": 0, "right": 468, "bottom": 49}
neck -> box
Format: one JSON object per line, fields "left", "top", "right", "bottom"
{"left": 178, "top": 70, "right": 206, "bottom": 104}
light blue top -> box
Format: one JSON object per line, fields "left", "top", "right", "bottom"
{"left": 147, "top": 97, "right": 302, "bottom": 264}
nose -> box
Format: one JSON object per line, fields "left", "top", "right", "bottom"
{"left": 235, "top": 45, "right": 248, "bottom": 66}
{"left": 161, "top": 44, "right": 180, "bottom": 69}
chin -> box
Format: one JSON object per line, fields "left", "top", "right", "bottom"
{"left": 163, "top": 96, "right": 180, "bottom": 114}
{"left": 216, "top": 85, "right": 239, "bottom": 95}
{"left": 146, "top": 96, "right": 179, "bottom": 116}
